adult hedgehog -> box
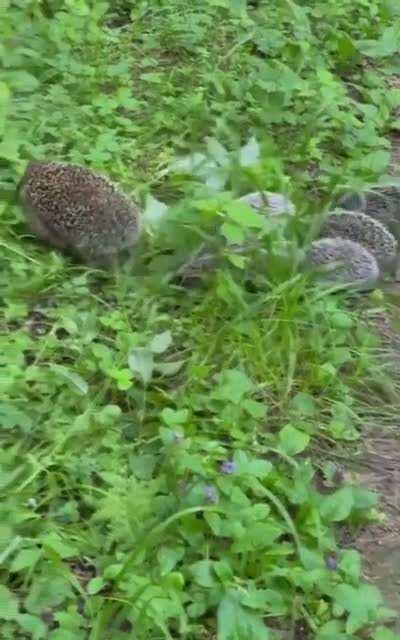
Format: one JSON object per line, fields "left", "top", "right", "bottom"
{"left": 19, "top": 161, "right": 141, "bottom": 263}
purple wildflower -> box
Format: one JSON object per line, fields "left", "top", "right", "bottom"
{"left": 220, "top": 460, "right": 236, "bottom": 475}
{"left": 173, "top": 432, "right": 184, "bottom": 444}
{"left": 204, "top": 485, "right": 219, "bottom": 504}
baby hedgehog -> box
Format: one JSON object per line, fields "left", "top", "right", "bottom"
{"left": 239, "top": 191, "right": 295, "bottom": 216}
{"left": 337, "top": 191, "right": 366, "bottom": 213}
{"left": 338, "top": 187, "right": 400, "bottom": 229}
{"left": 307, "top": 238, "right": 380, "bottom": 290}
{"left": 19, "top": 161, "right": 140, "bottom": 263}
{"left": 319, "top": 210, "right": 398, "bottom": 271}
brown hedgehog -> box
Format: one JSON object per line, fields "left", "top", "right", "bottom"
{"left": 19, "top": 161, "right": 141, "bottom": 263}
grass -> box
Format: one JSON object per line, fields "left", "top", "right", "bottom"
{"left": 1, "top": 0, "right": 400, "bottom": 638}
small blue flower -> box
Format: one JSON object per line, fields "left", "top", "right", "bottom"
{"left": 173, "top": 432, "right": 184, "bottom": 443}
{"left": 204, "top": 485, "right": 219, "bottom": 503}
{"left": 220, "top": 460, "right": 236, "bottom": 475}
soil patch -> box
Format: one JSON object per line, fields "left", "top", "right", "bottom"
{"left": 350, "top": 112, "right": 400, "bottom": 626}
{"left": 356, "top": 429, "right": 400, "bottom": 629}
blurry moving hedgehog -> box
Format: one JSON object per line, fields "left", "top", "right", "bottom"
{"left": 338, "top": 187, "right": 400, "bottom": 230}
{"left": 19, "top": 161, "right": 141, "bottom": 263}
{"left": 306, "top": 238, "right": 380, "bottom": 291}
{"left": 335, "top": 188, "right": 400, "bottom": 279}
{"left": 319, "top": 210, "right": 397, "bottom": 272}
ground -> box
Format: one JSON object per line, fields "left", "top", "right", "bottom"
{"left": 357, "top": 115, "right": 400, "bottom": 623}
{"left": 357, "top": 429, "right": 400, "bottom": 630}
{"left": 2, "top": 3, "right": 400, "bottom": 638}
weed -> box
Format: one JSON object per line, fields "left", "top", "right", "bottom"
{"left": 1, "top": 1, "right": 400, "bottom": 639}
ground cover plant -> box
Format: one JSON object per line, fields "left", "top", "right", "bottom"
{"left": 1, "top": 0, "right": 400, "bottom": 638}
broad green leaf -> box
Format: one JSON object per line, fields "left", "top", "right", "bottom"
{"left": 65, "top": 0, "right": 90, "bottom": 16}
{"left": 25, "top": 575, "right": 72, "bottom": 614}
{"left": 291, "top": 392, "right": 317, "bottom": 415}
{"left": 358, "top": 26, "right": 400, "bottom": 58}
{"left": 129, "top": 453, "right": 157, "bottom": 480}
{"left": 0, "top": 405, "right": 32, "bottom": 430}
{"left": 232, "top": 522, "right": 283, "bottom": 552}
{"left": 87, "top": 577, "right": 105, "bottom": 595}
{"left": 217, "top": 590, "right": 269, "bottom": 640}
{"left": 237, "top": 455, "right": 272, "bottom": 478}
{"left": 240, "top": 137, "right": 260, "bottom": 167}
{"left": 339, "top": 549, "right": 361, "bottom": 582}
{"left": 279, "top": 425, "right": 310, "bottom": 455}
{"left": 299, "top": 547, "right": 325, "bottom": 571}
{"left": 332, "top": 583, "right": 383, "bottom": 634}
{"left": 224, "top": 202, "right": 264, "bottom": 229}
{"left": 316, "top": 620, "right": 348, "bottom": 639}
{"left": 96, "top": 404, "right": 122, "bottom": 425}
{"left": 41, "top": 533, "right": 79, "bottom": 559}
{"left": 54, "top": 607, "right": 85, "bottom": 631}
{"left": 50, "top": 365, "right": 88, "bottom": 395}
{"left": 351, "top": 486, "right": 378, "bottom": 511}
{"left": 158, "top": 547, "right": 185, "bottom": 576}
{"left": 221, "top": 222, "right": 245, "bottom": 245}
{"left": 11, "top": 548, "right": 42, "bottom": 573}
{"left": 150, "top": 330, "right": 172, "bottom": 354}
{"left": 241, "top": 588, "right": 287, "bottom": 615}
{"left": 0, "top": 134, "right": 21, "bottom": 161}
{"left": 330, "top": 311, "right": 354, "bottom": 329}
{"left": 242, "top": 399, "right": 267, "bottom": 419}
{"left": 361, "top": 150, "right": 391, "bottom": 174}
{"left": 163, "top": 571, "right": 185, "bottom": 590}
{"left": 190, "top": 560, "right": 215, "bottom": 588}
{"left": 161, "top": 407, "right": 189, "bottom": 426}
{"left": 320, "top": 487, "right": 354, "bottom": 522}
{"left": 6, "top": 71, "right": 39, "bottom": 92}
{"left": 155, "top": 360, "right": 185, "bottom": 376}
{"left": 228, "top": 253, "right": 246, "bottom": 269}
{"left": 109, "top": 368, "right": 133, "bottom": 391}
{"left": 0, "top": 585, "right": 19, "bottom": 620}
{"left": 214, "top": 369, "right": 254, "bottom": 403}
{"left": 16, "top": 614, "right": 47, "bottom": 640}
{"left": 128, "top": 348, "right": 154, "bottom": 384}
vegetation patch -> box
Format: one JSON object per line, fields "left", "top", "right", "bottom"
{"left": 1, "top": 1, "right": 400, "bottom": 638}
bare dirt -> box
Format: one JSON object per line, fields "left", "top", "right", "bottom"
{"left": 356, "top": 428, "right": 400, "bottom": 629}
{"left": 332, "top": 93, "right": 400, "bottom": 630}
{"left": 354, "top": 116, "right": 400, "bottom": 626}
